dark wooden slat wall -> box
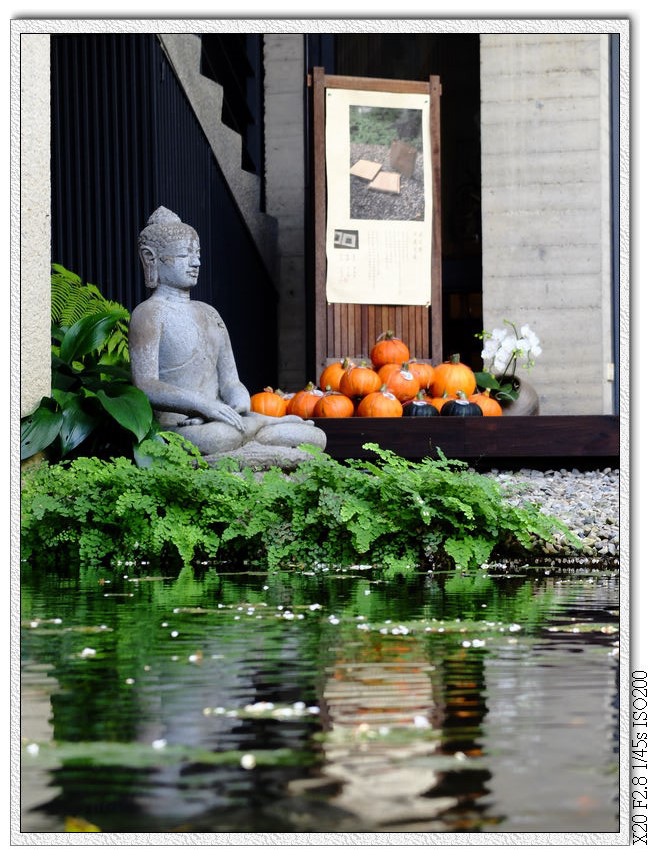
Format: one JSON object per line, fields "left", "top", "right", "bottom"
{"left": 50, "top": 34, "right": 278, "bottom": 393}
{"left": 327, "top": 304, "right": 435, "bottom": 363}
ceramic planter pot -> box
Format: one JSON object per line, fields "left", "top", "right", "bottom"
{"left": 498, "top": 376, "right": 540, "bottom": 416}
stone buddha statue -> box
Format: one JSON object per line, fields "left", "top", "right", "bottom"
{"left": 129, "top": 206, "right": 326, "bottom": 467}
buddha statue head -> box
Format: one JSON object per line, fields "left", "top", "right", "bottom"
{"left": 138, "top": 206, "right": 200, "bottom": 291}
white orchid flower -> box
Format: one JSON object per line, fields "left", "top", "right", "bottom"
{"left": 479, "top": 320, "right": 542, "bottom": 384}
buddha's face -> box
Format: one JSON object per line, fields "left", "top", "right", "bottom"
{"left": 156, "top": 235, "right": 201, "bottom": 290}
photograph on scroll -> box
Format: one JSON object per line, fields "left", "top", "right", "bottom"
{"left": 325, "top": 87, "right": 433, "bottom": 306}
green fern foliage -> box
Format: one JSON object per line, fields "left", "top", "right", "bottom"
{"left": 21, "top": 438, "right": 582, "bottom": 574}
{"left": 21, "top": 265, "right": 154, "bottom": 462}
{"left": 51, "top": 264, "right": 130, "bottom": 364}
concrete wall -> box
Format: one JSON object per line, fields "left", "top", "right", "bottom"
{"left": 263, "top": 34, "right": 309, "bottom": 393}
{"left": 19, "top": 34, "right": 51, "bottom": 417}
{"left": 480, "top": 34, "right": 614, "bottom": 414}
{"left": 158, "top": 34, "right": 277, "bottom": 278}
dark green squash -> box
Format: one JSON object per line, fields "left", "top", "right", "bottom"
{"left": 403, "top": 399, "right": 439, "bottom": 417}
{"left": 440, "top": 391, "right": 483, "bottom": 417}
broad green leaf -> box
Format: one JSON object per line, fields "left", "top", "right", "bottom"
{"left": 58, "top": 312, "right": 127, "bottom": 365}
{"left": 94, "top": 385, "right": 153, "bottom": 442}
{"left": 20, "top": 405, "right": 63, "bottom": 460}
{"left": 51, "top": 324, "right": 66, "bottom": 344}
{"left": 55, "top": 393, "right": 98, "bottom": 455}
{"left": 474, "top": 371, "right": 501, "bottom": 392}
{"left": 474, "top": 371, "right": 517, "bottom": 402}
{"left": 82, "top": 361, "right": 132, "bottom": 382}
{"left": 50, "top": 355, "right": 79, "bottom": 391}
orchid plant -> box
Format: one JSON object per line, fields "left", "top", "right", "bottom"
{"left": 475, "top": 320, "right": 542, "bottom": 402}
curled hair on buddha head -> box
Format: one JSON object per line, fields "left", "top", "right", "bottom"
{"left": 138, "top": 206, "right": 199, "bottom": 289}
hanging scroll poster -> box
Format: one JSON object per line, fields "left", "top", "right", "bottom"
{"left": 325, "top": 87, "right": 433, "bottom": 306}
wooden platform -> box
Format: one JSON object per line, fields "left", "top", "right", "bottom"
{"left": 312, "top": 415, "right": 621, "bottom": 469}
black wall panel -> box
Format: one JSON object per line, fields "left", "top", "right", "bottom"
{"left": 51, "top": 33, "right": 277, "bottom": 392}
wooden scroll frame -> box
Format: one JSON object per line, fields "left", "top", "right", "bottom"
{"left": 309, "top": 68, "right": 442, "bottom": 375}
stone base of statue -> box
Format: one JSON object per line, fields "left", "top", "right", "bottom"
{"left": 204, "top": 441, "right": 321, "bottom": 471}
{"left": 160, "top": 412, "right": 327, "bottom": 470}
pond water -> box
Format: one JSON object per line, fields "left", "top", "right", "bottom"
{"left": 19, "top": 563, "right": 620, "bottom": 836}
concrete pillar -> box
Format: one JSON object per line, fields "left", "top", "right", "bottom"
{"left": 480, "top": 34, "right": 613, "bottom": 414}
{"left": 19, "top": 34, "right": 51, "bottom": 417}
{"left": 263, "top": 34, "right": 309, "bottom": 392}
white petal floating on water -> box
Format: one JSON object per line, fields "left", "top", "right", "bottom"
{"left": 240, "top": 754, "right": 256, "bottom": 770}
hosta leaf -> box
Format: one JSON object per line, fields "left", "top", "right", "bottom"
{"left": 57, "top": 394, "right": 98, "bottom": 455}
{"left": 20, "top": 405, "right": 63, "bottom": 460}
{"left": 58, "top": 312, "right": 127, "bottom": 365}
{"left": 94, "top": 385, "right": 153, "bottom": 442}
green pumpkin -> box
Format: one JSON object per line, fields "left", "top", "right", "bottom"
{"left": 440, "top": 397, "right": 483, "bottom": 417}
{"left": 403, "top": 399, "right": 439, "bottom": 417}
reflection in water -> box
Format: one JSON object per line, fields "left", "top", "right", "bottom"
{"left": 430, "top": 648, "right": 495, "bottom": 831}
{"left": 479, "top": 626, "right": 620, "bottom": 832}
{"left": 20, "top": 566, "right": 620, "bottom": 834}
{"left": 320, "top": 635, "right": 453, "bottom": 830}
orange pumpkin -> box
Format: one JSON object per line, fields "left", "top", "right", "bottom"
{"left": 250, "top": 386, "right": 287, "bottom": 417}
{"left": 406, "top": 389, "right": 438, "bottom": 407}
{"left": 429, "top": 392, "right": 453, "bottom": 413}
{"left": 470, "top": 391, "right": 503, "bottom": 417}
{"left": 409, "top": 359, "right": 437, "bottom": 392}
{"left": 370, "top": 331, "right": 410, "bottom": 369}
{"left": 377, "top": 361, "right": 420, "bottom": 403}
{"left": 356, "top": 386, "right": 404, "bottom": 418}
{"left": 339, "top": 362, "right": 382, "bottom": 400}
{"left": 431, "top": 354, "right": 477, "bottom": 399}
{"left": 286, "top": 383, "right": 323, "bottom": 419}
{"left": 319, "top": 357, "right": 353, "bottom": 393}
{"left": 313, "top": 387, "right": 355, "bottom": 418}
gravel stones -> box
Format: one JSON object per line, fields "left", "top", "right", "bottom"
{"left": 488, "top": 466, "right": 620, "bottom": 562}
{"left": 349, "top": 143, "right": 425, "bottom": 222}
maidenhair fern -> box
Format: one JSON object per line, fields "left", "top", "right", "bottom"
{"left": 20, "top": 437, "right": 581, "bottom": 574}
